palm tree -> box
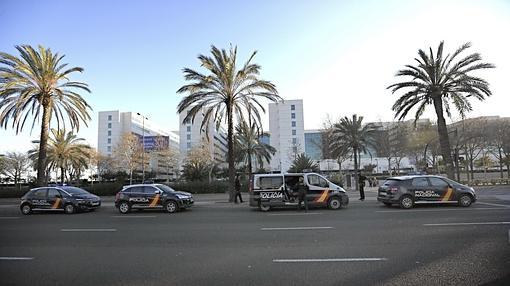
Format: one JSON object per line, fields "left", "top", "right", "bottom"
{"left": 29, "top": 129, "right": 91, "bottom": 184}
{"left": 177, "top": 45, "right": 280, "bottom": 201}
{"left": 0, "top": 45, "right": 91, "bottom": 186}
{"left": 234, "top": 121, "right": 276, "bottom": 178}
{"left": 330, "top": 115, "right": 377, "bottom": 192}
{"left": 388, "top": 41, "right": 494, "bottom": 179}
{"left": 288, "top": 153, "right": 319, "bottom": 173}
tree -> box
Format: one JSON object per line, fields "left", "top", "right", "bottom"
{"left": 234, "top": 121, "right": 276, "bottom": 178}
{"left": 486, "top": 119, "right": 510, "bottom": 179}
{"left": 288, "top": 153, "right": 319, "bottom": 173}
{"left": 457, "top": 119, "right": 487, "bottom": 180}
{"left": 28, "top": 129, "right": 91, "bottom": 184}
{"left": 0, "top": 152, "right": 30, "bottom": 188}
{"left": 388, "top": 41, "right": 495, "bottom": 179}
{"left": 330, "top": 114, "right": 377, "bottom": 192}
{"left": 182, "top": 143, "right": 215, "bottom": 182}
{"left": 90, "top": 150, "right": 115, "bottom": 182}
{"left": 0, "top": 45, "right": 92, "bottom": 186}
{"left": 177, "top": 45, "right": 280, "bottom": 202}
{"left": 113, "top": 133, "right": 142, "bottom": 184}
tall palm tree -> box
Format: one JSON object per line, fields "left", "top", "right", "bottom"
{"left": 288, "top": 153, "right": 319, "bottom": 173}
{"left": 330, "top": 115, "right": 377, "bottom": 192}
{"left": 388, "top": 41, "right": 494, "bottom": 179}
{"left": 177, "top": 45, "right": 280, "bottom": 201}
{"left": 234, "top": 121, "right": 276, "bottom": 178}
{"left": 0, "top": 45, "right": 91, "bottom": 186}
{"left": 29, "top": 129, "right": 91, "bottom": 184}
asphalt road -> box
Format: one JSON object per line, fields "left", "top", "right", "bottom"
{"left": 1, "top": 187, "right": 509, "bottom": 286}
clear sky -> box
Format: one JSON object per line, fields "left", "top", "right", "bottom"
{"left": 1, "top": 0, "right": 509, "bottom": 152}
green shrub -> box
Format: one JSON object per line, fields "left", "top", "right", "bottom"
{"left": 0, "top": 186, "right": 30, "bottom": 198}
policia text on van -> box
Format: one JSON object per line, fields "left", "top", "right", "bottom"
{"left": 249, "top": 173, "right": 349, "bottom": 212}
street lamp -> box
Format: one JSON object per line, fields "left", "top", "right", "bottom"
{"left": 137, "top": 113, "right": 148, "bottom": 183}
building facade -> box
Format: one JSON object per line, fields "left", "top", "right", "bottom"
{"left": 178, "top": 107, "right": 228, "bottom": 164}
{"left": 97, "top": 110, "right": 180, "bottom": 179}
{"left": 269, "top": 99, "right": 305, "bottom": 172}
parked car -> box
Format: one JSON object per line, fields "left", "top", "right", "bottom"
{"left": 249, "top": 173, "right": 349, "bottom": 211}
{"left": 377, "top": 175, "right": 476, "bottom": 209}
{"left": 115, "top": 184, "right": 193, "bottom": 214}
{"left": 20, "top": 186, "right": 101, "bottom": 215}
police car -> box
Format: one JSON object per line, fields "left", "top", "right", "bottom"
{"left": 377, "top": 175, "right": 476, "bottom": 209}
{"left": 249, "top": 173, "right": 349, "bottom": 211}
{"left": 20, "top": 186, "right": 101, "bottom": 215}
{"left": 115, "top": 184, "right": 193, "bottom": 214}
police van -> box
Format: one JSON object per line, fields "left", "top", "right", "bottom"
{"left": 249, "top": 173, "right": 349, "bottom": 211}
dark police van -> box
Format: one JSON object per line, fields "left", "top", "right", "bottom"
{"left": 249, "top": 173, "right": 349, "bottom": 211}
{"left": 115, "top": 184, "right": 193, "bottom": 214}
{"left": 377, "top": 175, "right": 476, "bottom": 209}
{"left": 20, "top": 186, "right": 101, "bottom": 215}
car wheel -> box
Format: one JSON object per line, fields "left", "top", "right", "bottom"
{"left": 118, "top": 201, "right": 131, "bottom": 214}
{"left": 165, "top": 200, "right": 178, "bottom": 213}
{"left": 64, "top": 204, "right": 75, "bottom": 214}
{"left": 328, "top": 197, "right": 342, "bottom": 210}
{"left": 259, "top": 204, "right": 271, "bottom": 212}
{"left": 458, "top": 195, "right": 473, "bottom": 207}
{"left": 20, "top": 204, "right": 32, "bottom": 215}
{"left": 399, "top": 195, "right": 414, "bottom": 209}
{"left": 383, "top": 202, "right": 392, "bottom": 207}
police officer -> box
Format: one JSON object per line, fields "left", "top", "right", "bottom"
{"left": 296, "top": 177, "right": 308, "bottom": 212}
{"left": 234, "top": 174, "right": 243, "bottom": 203}
{"left": 358, "top": 173, "right": 367, "bottom": 201}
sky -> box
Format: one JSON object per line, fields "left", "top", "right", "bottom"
{"left": 1, "top": 0, "right": 509, "bottom": 152}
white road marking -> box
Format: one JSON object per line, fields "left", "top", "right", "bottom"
{"left": 0, "top": 216, "right": 21, "bottom": 219}
{"left": 0, "top": 257, "right": 34, "bottom": 260}
{"left": 61, "top": 228, "right": 117, "bottom": 232}
{"left": 376, "top": 207, "right": 509, "bottom": 213}
{"left": 261, "top": 227, "right": 333, "bottom": 231}
{"left": 476, "top": 202, "right": 510, "bottom": 208}
{"left": 111, "top": 216, "right": 156, "bottom": 218}
{"left": 424, "top": 222, "right": 510, "bottom": 226}
{"left": 268, "top": 213, "right": 322, "bottom": 216}
{"left": 273, "top": 258, "right": 387, "bottom": 263}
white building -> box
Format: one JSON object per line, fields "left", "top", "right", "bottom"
{"left": 269, "top": 99, "right": 305, "bottom": 172}
{"left": 97, "top": 110, "right": 180, "bottom": 179}
{"left": 178, "top": 107, "right": 228, "bottom": 164}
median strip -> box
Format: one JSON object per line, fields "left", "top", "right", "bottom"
{"left": 424, "top": 222, "right": 510, "bottom": 226}
{"left": 0, "top": 217, "right": 21, "bottom": 219}
{"left": 61, "top": 228, "right": 117, "bottom": 232}
{"left": 273, "top": 258, "right": 387, "bottom": 263}
{"left": 261, "top": 227, "right": 333, "bottom": 231}
{"left": 376, "top": 207, "right": 509, "bottom": 213}
{"left": 0, "top": 257, "right": 34, "bottom": 260}
{"left": 267, "top": 213, "right": 322, "bottom": 216}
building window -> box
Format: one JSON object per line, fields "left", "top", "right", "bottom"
{"left": 293, "top": 146, "right": 297, "bottom": 153}
{"left": 291, "top": 121, "right": 296, "bottom": 127}
{"left": 292, "top": 130, "right": 296, "bottom": 135}
{"left": 187, "top": 134, "right": 191, "bottom": 140}
{"left": 108, "top": 115, "right": 112, "bottom": 121}
{"left": 291, "top": 113, "right": 296, "bottom": 119}
{"left": 108, "top": 130, "right": 111, "bottom": 136}
{"left": 107, "top": 138, "right": 111, "bottom": 144}
{"left": 187, "top": 142, "right": 191, "bottom": 149}
{"left": 108, "top": 123, "right": 112, "bottom": 129}
{"left": 107, "top": 146, "right": 111, "bottom": 152}
{"left": 186, "top": 126, "right": 191, "bottom": 132}
{"left": 292, "top": 138, "right": 297, "bottom": 144}
{"left": 291, "top": 104, "right": 295, "bottom": 111}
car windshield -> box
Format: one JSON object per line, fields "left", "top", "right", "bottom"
{"left": 155, "top": 184, "right": 175, "bottom": 193}
{"left": 61, "top": 187, "right": 90, "bottom": 195}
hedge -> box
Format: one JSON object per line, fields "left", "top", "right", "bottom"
{"left": 0, "top": 180, "right": 249, "bottom": 198}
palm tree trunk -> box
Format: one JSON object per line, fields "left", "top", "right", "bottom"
{"left": 227, "top": 104, "right": 235, "bottom": 202}
{"left": 387, "top": 157, "right": 391, "bottom": 176}
{"left": 498, "top": 147, "right": 503, "bottom": 179}
{"left": 247, "top": 153, "right": 253, "bottom": 179}
{"left": 61, "top": 167, "right": 65, "bottom": 184}
{"left": 432, "top": 97, "right": 455, "bottom": 179}
{"left": 129, "top": 170, "right": 133, "bottom": 185}
{"left": 354, "top": 148, "right": 359, "bottom": 192}
{"left": 36, "top": 104, "right": 51, "bottom": 187}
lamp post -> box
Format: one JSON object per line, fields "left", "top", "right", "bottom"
{"left": 137, "top": 113, "right": 148, "bottom": 183}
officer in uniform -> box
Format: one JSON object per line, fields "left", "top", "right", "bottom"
{"left": 296, "top": 177, "right": 308, "bottom": 212}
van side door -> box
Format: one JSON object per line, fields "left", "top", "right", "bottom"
{"left": 305, "top": 174, "right": 330, "bottom": 204}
